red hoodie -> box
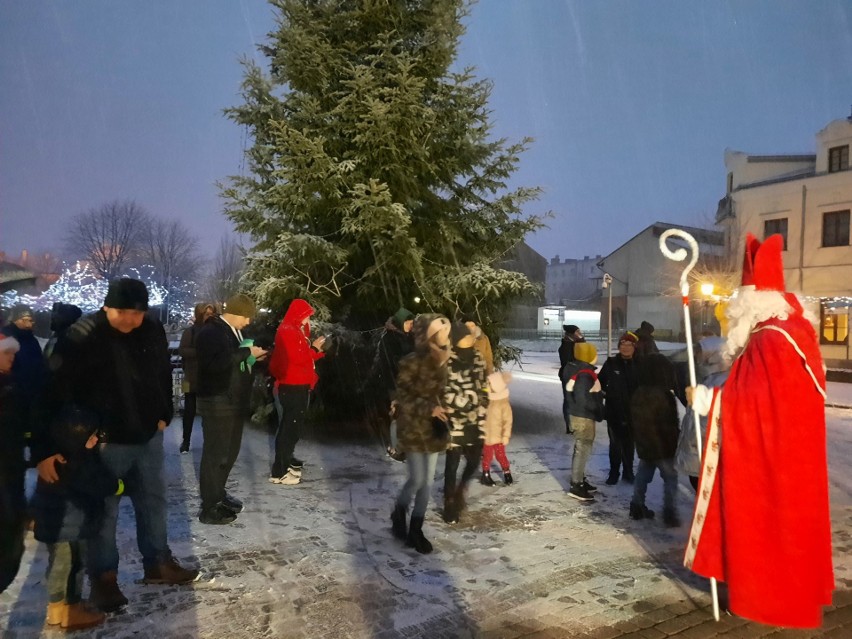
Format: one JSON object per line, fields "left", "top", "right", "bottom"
{"left": 268, "top": 299, "right": 325, "bottom": 389}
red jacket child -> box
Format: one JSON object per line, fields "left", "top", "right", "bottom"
{"left": 268, "top": 299, "right": 325, "bottom": 389}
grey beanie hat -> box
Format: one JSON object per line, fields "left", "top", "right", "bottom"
{"left": 9, "top": 304, "right": 34, "bottom": 322}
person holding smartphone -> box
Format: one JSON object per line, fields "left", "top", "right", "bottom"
{"left": 267, "top": 299, "right": 325, "bottom": 486}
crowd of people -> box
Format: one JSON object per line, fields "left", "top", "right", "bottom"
{"left": 0, "top": 229, "right": 836, "bottom": 629}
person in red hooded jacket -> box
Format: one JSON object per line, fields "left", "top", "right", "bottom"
{"left": 267, "top": 299, "right": 326, "bottom": 485}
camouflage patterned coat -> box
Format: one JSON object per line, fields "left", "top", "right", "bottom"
{"left": 395, "top": 351, "right": 449, "bottom": 454}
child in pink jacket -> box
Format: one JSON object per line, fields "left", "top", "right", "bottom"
{"left": 481, "top": 371, "right": 513, "bottom": 485}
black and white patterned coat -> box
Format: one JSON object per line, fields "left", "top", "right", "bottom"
{"left": 443, "top": 348, "right": 489, "bottom": 448}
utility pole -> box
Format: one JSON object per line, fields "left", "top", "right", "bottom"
{"left": 602, "top": 273, "right": 613, "bottom": 356}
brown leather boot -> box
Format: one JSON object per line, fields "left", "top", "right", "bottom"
{"left": 89, "top": 571, "right": 128, "bottom": 612}
{"left": 61, "top": 602, "right": 106, "bottom": 631}
{"left": 143, "top": 556, "right": 198, "bottom": 585}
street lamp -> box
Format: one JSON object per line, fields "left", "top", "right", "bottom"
{"left": 602, "top": 273, "right": 613, "bottom": 356}
{"left": 700, "top": 282, "right": 714, "bottom": 332}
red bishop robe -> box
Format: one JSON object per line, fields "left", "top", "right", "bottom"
{"left": 685, "top": 312, "right": 834, "bottom": 628}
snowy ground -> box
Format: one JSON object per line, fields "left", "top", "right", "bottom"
{"left": 2, "top": 350, "right": 851, "bottom": 638}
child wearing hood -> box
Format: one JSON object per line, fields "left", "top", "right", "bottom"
{"left": 31, "top": 407, "right": 124, "bottom": 631}
{"left": 480, "top": 370, "right": 514, "bottom": 486}
{"left": 564, "top": 342, "right": 603, "bottom": 502}
{"left": 441, "top": 323, "right": 489, "bottom": 524}
{"left": 267, "top": 299, "right": 326, "bottom": 485}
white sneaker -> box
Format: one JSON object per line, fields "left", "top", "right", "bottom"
{"left": 287, "top": 466, "right": 302, "bottom": 477}
{"left": 280, "top": 471, "right": 301, "bottom": 485}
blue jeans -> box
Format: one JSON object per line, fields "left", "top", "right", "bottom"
{"left": 89, "top": 431, "right": 169, "bottom": 576}
{"left": 396, "top": 452, "right": 439, "bottom": 518}
{"left": 631, "top": 457, "right": 679, "bottom": 512}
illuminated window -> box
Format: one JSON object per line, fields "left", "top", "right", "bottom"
{"left": 821, "top": 305, "right": 849, "bottom": 345}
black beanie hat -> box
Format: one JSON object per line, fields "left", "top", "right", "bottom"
{"left": 563, "top": 324, "right": 580, "bottom": 335}
{"left": 450, "top": 321, "right": 471, "bottom": 345}
{"left": 104, "top": 278, "right": 149, "bottom": 311}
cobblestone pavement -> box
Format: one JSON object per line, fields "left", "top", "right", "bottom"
{"left": 2, "top": 372, "right": 851, "bottom": 638}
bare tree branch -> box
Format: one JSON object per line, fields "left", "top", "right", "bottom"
{"left": 203, "top": 236, "right": 244, "bottom": 304}
{"left": 65, "top": 200, "right": 149, "bottom": 279}
{"left": 139, "top": 218, "right": 202, "bottom": 321}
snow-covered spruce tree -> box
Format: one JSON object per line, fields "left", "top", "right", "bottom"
{"left": 220, "top": 0, "right": 544, "bottom": 327}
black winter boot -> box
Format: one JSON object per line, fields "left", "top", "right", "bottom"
{"left": 442, "top": 495, "right": 458, "bottom": 524}
{"left": 480, "top": 471, "right": 496, "bottom": 487}
{"left": 391, "top": 504, "right": 408, "bottom": 540}
{"left": 629, "top": 502, "right": 655, "bottom": 520}
{"left": 454, "top": 485, "right": 468, "bottom": 515}
{"left": 406, "top": 516, "right": 433, "bottom": 554}
{"left": 503, "top": 471, "right": 514, "bottom": 486}
{"left": 663, "top": 508, "right": 681, "bottom": 528}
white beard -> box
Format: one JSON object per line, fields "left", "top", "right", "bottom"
{"left": 722, "top": 287, "right": 793, "bottom": 364}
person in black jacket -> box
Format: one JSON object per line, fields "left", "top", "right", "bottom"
{"left": 628, "top": 353, "right": 681, "bottom": 527}
{"left": 1, "top": 304, "right": 47, "bottom": 460}
{"left": 43, "top": 302, "right": 83, "bottom": 360}
{"left": 178, "top": 302, "right": 215, "bottom": 453}
{"left": 42, "top": 278, "right": 198, "bottom": 612}
{"left": 31, "top": 407, "right": 123, "bottom": 630}
{"left": 0, "top": 335, "right": 26, "bottom": 595}
{"left": 558, "top": 324, "right": 584, "bottom": 434}
{"left": 195, "top": 294, "right": 266, "bottom": 525}
{"left": 634, "top": 320, "right": 660, "bottom": 356}
{"left": 562, "top": 342, "right": 604, "bottom": 502}
{"left": 370, "top": 307, "right": 414, "bottom": 460}
{"left": 598, "top": 331, "right": 640, "bottom": 485}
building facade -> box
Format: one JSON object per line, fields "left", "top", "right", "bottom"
{"left": 716, "top": 116, "right": 852, "bottom": 362}
{"left": 545, "top": 254, "right": 603, "bottom": 308}
{"left": 597, "top": 223, "right": 725, "bottom": 338}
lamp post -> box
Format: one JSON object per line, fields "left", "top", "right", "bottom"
{"left": 602, "top": 273, "right": 613, "bottom": 356}
{"left": 700, "top": 282, "right": 715, "bottom": 332}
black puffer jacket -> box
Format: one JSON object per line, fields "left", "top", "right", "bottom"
{"left": 598, "top": 354, "right": 639, "bottom": 427}
{"left": 48, "top": 311, "right": 172, "bottom": 447}
{"left": 196, "top": 316, "right": 254, "bottom": 412}
{"left": 562, "top": 360, "right": 604, "bottom": 421}
{"left": 629, "top": 353, "right": 679, "bottom": 461}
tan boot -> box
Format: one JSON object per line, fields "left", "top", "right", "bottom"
{"left": 46, "top": 602, "right": 66, "bottom": 625}
{"left": 61, "top": 601, "right": 106, "bottom": 631}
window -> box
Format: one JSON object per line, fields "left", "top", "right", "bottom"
{"left": 763, "top": 218, "right": 788, "bottom": 250}
{"left": 727, "top": 172, "right": 733, "bottom": 193}
{"left": 822, "top": 210, "right": 850, "bottom": 247}
{"left": 829, "top": 145, "right": 849, "bottom": 173}
{"left": 821, "top": 305, "right": 849, "bottom": 345}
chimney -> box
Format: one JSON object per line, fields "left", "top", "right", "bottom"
{"left": 551, "top": 255, "right": 560, "bottom": 265}
{"left": 20, "top": 249, "right": 28, "bottom": 265}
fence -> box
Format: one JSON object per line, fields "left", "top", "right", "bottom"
{"left": 500, "top": 328, "right": 679, "bottom": 342}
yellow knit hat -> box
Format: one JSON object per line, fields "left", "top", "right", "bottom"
{"left": 574, "top": 342, "right": 598, "bottom": 364}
